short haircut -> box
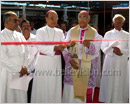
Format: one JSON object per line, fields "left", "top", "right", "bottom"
{"left": 112, "top": 14, "right": 125, "bottom": 23}
{"left": 3, "top": 11, "right": 17, "bottom": 23}
{"left": 21, "top": 19, "right": 30, "bottom": 27}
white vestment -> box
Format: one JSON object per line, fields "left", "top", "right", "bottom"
{"left": 1, "top": 28, "right": 29, "bottom": 103}
{"left": 62, "top": 26, "right": 102, "bottom": 103}
{"left": 31, "top": 25, "right": 65, "bottom": 103}
{"left": 99, "top": 28, "right": 129, "bottom": 103}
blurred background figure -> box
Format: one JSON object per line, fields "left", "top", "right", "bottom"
{"left": 71, "top": 21, "right": 78, "bottom": 27}
{"left": 60, "top": 21, "right": 67, "bottom": 38}
{"left": 30, "top": 21, "right": 37, "bottom": 35}
{"left": 15, "top": 16, "right": 24, "bottom": 32}
{"left": 93, "top": 25, "right": 98, "bottom": 31}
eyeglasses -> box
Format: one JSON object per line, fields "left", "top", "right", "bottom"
{"left": 48, "top": 17, "right": 58, "bottom": 20}
{"left": 9, "top": 19, "right": 20, "bottom": 23}
{"left": 78, "top": 16, "right": 88, "bottom": 20}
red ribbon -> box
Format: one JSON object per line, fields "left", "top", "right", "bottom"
{"left": 1, "top": 39, "right": 128, "bottom": 45}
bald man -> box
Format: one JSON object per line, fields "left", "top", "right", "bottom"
{"left": 1, "top": 11, "right": 29, "bottom": 103}
{"left": 31, "top": 10, "right": 66, "bottom": 103}
{"left": 62, "top": 10, "right": 102, "bottom": 103}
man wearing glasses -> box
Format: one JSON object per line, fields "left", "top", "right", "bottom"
{"left": 1, "top": 11, "right": 29, "bottom": 103}
{"left": 62, "top": 10, "right": 102, "bottom": 103}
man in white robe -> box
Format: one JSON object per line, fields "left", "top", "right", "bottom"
{"left": 99, "top": 14, "right": 129, "bottom": 103}
{"left": 21, "top": 19, "right": 38, "bottom": 102}
{"left": 1, "top": 11, "right": 29, "bottom": 103}
{"left": 31, "top": 10, "right": 67, "bottom": 103}
{"left": 62, "top": 10, "right": 102, "bottom": 103}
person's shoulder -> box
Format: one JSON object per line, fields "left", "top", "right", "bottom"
{"left": 55, "top": 27, "right": 63, "bottom": 32}
{"left": 1, "top": 28, "right": 9, "bottom": 35}
{"left": 103, "top": 29, "right": 114, "bottom": 38}
{"left": 14, "top": 30, "right": 21, "bottom": 34}
{"left": 1, "top": 29, "right": 5, "bottom": 35}
{"left": 30, "top": 33, "right": 36, "bottom": 39}
{"left": 70, "top": 25, "right": 79, "bottom": 30}
{"left": 105, "top": 29, "right": 114, "bottom": 34}
{"left": 37, "top": 26, "right": 46, "bottom": 32}
{"left": 1, "top": 29, "right": 6, "bottom": 40}
{"left": 28, "top": 33, "right": 36, "bottom": 41}
{"left": 122, "top": 30, "right": 129, "bottom": 35}
{"left": 55, "top": 28, "right": 66, "bottom": 37}
{"left": 1, "top": 29, "right": 12, "bottom": 41}
{"left": 14, "top": 31, "right": 23, "bottom": 36}
{"left": 15, "top": 31, "right": 27, "bottom": 40}
{"left": 89, "top": 26, "right": 97, "bottom": 32}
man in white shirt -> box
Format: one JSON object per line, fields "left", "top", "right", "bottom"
{"left": 62, "top": 10, "right": 102, "bottom": 103}
{"left": 21, "top": 19, "right": 38, "bottom": 103}
{"left": 1, "top": 11, "right": 29, "bottom": 103}
{"left": 99, "top": 14, "right": 129, "bottom": 103}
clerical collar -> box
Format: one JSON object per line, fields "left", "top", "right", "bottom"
{"left": 46, "top": 25, "right": 55, "bottom": 30}
{"left": 80, "top": 27, "right": 88, "bottom": 31}
{"left": 114, "top": 28, "right": 123, "bottom": 32}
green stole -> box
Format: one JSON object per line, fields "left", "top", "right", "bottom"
{"left": 70, "top": 24, "right": 95, "bottom": 102}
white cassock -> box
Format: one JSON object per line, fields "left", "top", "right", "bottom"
{"left": 62, "top": 27, "right": 102, "bottom": 103}
{"left": 27, "top": 33, "right": 38, "bottom": 77}
{"left": 31, "top": 25, "right": 65, "bottom": 103}
{"left": 1, "top": 28, "right": 29, "bottom": 103}
{"left": 99, "top": 28, "right": 129, "bottom": 103}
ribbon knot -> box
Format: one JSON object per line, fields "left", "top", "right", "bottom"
{"left": 80, "top": 29, "right": 88, "bottom": 44}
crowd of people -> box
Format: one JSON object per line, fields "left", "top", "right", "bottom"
{"left": 1, "top": 10, "right": 129, "bottom": 103}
